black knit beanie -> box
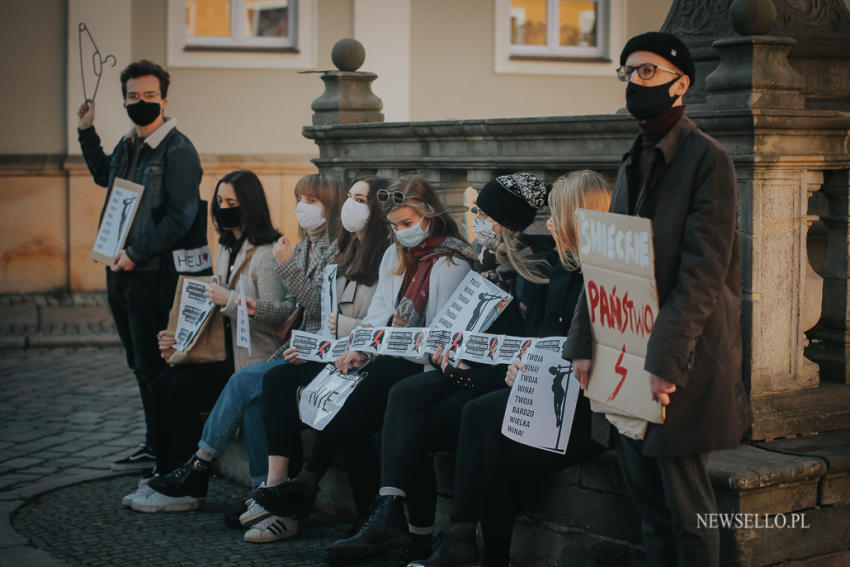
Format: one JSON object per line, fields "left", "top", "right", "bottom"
{"left": 475, "top": 173, "right": 549, "bottom": 232}
{"left": 620, "top": 31, "right": 695, "bottom": 85}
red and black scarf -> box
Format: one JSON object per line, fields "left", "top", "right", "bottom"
{"left": 392, "top": 236, "right": 475, "bottom": 328}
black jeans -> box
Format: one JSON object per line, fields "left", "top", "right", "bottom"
{"left": 381, "top": 369, "right": 503, "bottom": 528}
{"left": 150, "top": 359, "right": 233, "bottom": 473}
{"left": 452, "top": 388, "right": 603, "bottom": 567}
{"left": 106, "top": 268, "right": 173, "bottom": 446}
{"left": 262, "top": 360, "right": 381, "bottom": 518}
{"left": 616, "top": 435, "right": 718, "bottom": 567}
{"left": 305, "top": 357, "right": 421, "bottom": 479}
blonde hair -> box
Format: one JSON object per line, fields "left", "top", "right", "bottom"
{"left": 492, "top": 229, "right": 551, "bottom": 285}
{"left": 549, "top": 170, "right": 612, "bottom": 271}
{"left": 385, "top": 174, "right": 465, "bottom": 276}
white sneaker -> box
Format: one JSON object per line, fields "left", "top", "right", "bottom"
{"left": 121, "top": 477, "right": 155, "bottom": 508}
{"left": 244, "top": 515, "right": 299, "bottom": 543}
{"left": 239, "top": 498, "right": 271, "bottom": 527}
{"left": 130, "top": 489, "right": 200, "bottom": 513}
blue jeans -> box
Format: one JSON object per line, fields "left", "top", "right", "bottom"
{"left": 198, "top": 359, "right": 287, "bottom": 486}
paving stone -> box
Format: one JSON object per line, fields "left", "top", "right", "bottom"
{"left": 13, "top": 475, "right": 405, "bottom": 567}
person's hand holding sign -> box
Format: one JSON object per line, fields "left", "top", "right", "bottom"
{"left": 77, "top": 99, "right": 95, "bottom": 129}
{"left": 111, "top": 250, "right": 136, "bottom": 271}
{"left": 336, "top": 350, "right": 368, "bottom": 375}
{"left": 573, "top": 358, "right": 592, "bottom": 389}
{"left": 273, "top": 236, "right": 294, "bottom": 265}
{"left": 205, "top": 283, "right": 231, "bottom": 306}
{"left": 650, "top": 373, "right": 676, "bottom": 406}
{"left": 157, "top": 330, "right": 176, "bottom": 360}
{"left": 327, "top": 313, "right": 338, "bottom": 335}
{"left": 283, "top": 346, "right": 304, "bottom": 365}
{"left": 505, "top": 360, "right": 526, "bottom": 387}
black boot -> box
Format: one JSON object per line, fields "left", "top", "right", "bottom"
{"left": 253, "top": 478, "right": 318, "bottom": 519}
{"left": 146, "top": 456, "right": 211, "bottom": 498}
{"left": 327, "top": 495, "right": 411, "bottom": 562}
{"left": 406, "top": 522, "right": 478, "bottom": 567}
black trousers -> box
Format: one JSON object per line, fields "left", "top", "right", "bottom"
{"left": 150, "top": 359, "right": 233, "bottom": 473}
{"left": 452, "top": 388, "right": 604, "bottom": 567}
{"left": 263, "top": 360, "right": 400, "bottom": 518}
{"left": 381, "top": 369, "right": 504, "bottom": 528}
{"left": 616, "top": 435, "right": 719, "bottom": 567}
{"left": 106, "top": 268, "right": 173, "bottom": 446}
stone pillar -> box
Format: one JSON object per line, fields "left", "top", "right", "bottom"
{"left": 310, "top": 38, "right": 384, "bottom": 126}
{"left": 807, "top": 170, "right": 850, "bottom": 384}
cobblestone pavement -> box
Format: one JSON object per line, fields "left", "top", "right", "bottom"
{"left": 0, "top": 292, "right": 119, "bottom": 349}
{"left": 0, "top": 347, "right": 406, "bottom": 566}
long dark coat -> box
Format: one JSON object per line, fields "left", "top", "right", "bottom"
{"left": 563, "top": 115, "right": 753, "bottom": 457}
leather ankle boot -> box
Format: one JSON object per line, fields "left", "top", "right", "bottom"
{"left": 406, "top": 522, "right": 478, "bottom": 567}
{"left": 328, "top": 495, "right": 410, "bottom": 562}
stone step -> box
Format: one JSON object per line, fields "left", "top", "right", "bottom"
{"left": 212, "top": 427, "right": 850, "bottom": 566}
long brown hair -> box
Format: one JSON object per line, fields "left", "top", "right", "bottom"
{"left": 294, "top": 173, "right": 348, "bottom": 249}
{"left": 549, "top": 170, "right": 611, "bottom": 270}
{"left": 385, "top": 174, "right": 466, "bottom": 276}
{"left": 335, "top": 176, "right": 392, "bottom": 286}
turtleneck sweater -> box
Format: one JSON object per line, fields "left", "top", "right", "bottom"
{"left": 631, "top": 105, "right": 686, "bottom": 214}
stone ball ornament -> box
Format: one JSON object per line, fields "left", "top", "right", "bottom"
{"left": 331, "top": 38, "right": 366, "bottom": 72}
{"left": 729, "top": 0, "right": 777, "bottom": 35}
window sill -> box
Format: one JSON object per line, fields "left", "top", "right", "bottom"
{"left": 184, "top": 45, "right": 300, "bottom": 54}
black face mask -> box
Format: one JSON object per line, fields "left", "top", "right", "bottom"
{"left": 215, "top": 206, "right": 242, "bottom": 229}
{"left": 126, "top": 100, "right": 162, "bottom": 126}
{"left": 626, "top": 78, "right": 679, "bottom": 121}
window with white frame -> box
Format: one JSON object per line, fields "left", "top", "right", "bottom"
{"left": 167, "top": 0, "right": 316, "bottom": 69}
{"left": 184, "top": 0, "right": 297, "bottom": 51}
{"left": 509, "top": 0, "right": 608, "bottom": 60}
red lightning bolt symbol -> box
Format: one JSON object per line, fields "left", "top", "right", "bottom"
{"left": 608, "top": 344, "right": 628, "bottom": 402}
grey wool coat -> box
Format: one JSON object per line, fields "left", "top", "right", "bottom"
{"left": 563, "top": 114, "right": 754, "bottom": 457}
{"left": 217, "top": 240, "right": 290, "bottom": 370}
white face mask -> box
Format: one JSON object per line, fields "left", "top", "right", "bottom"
{"left": 394, "top": 220, "right": 429, "bottom": 248}
{"left": 472, "top": 217, "right": 497, "bottom": 248}
{"left": 295, "top": 201, "right": 325, "bottom": 230}
{"left": 340, "top": 197, "right": 370, "bottom": 233}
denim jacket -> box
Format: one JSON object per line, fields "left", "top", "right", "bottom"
{"left": 78, "top": 117, "right": 203, "bottom": 271}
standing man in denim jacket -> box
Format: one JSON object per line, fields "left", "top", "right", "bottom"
{"left": 77, "top": 60, "right": 204, "bottom": 471}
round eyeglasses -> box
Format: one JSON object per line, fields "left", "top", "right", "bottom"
{"left": 616, "top": 63, "right": 681, "bottom": 83}
{"left": 376, "top": 189, "right": 407, "bottom": 204}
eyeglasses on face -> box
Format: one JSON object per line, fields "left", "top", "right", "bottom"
{"left": 125, "top": 91, "right": 162, "bottom": 103}
{"left": 616, "top": 63, "right": 681, "bottom": 83}
{"left": 376, "top": 189, "right": 407, "bottom": 204}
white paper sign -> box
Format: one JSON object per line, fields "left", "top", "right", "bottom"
{"left": 91, "top": 177, "right": 144, "bottom": 264}
{"left": 320, "top": 265, "right": 338, "bottom": 338}
{"left": 576, "top": 209, "right": 664, "bottom": 424}
{"left": 299, "top": 364, "right": 365, "bottom": 430}
{"left": 431, "top": 272, "right": 513, "bottom": 333}
{"left": 236, "top": 279, "right": 251, "bottom": 353}
{"left": 291, "top": 330, "right": 340, "bottom": 363}
{"left": 174, "top": 279, "right": 216, "bottom": 351}
{"left": 172, "top": 245, "right": 213, "bottom": 273}
{"left": 501, "top": 338, "right": 581, "bottom": 454}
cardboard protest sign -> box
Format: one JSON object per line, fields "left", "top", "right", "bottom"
{"left": 236, "top": 279, "right": 251, "bottom": 353}
{"left": 173, "top": 278, "right": 216, "bottom": 351}
{"left": 576, "top": 208, "right": 664, "bottom": 423}
{"left": 90, "top": 177, "right": 144, "bottom": 265}
{"left": 299, "top": 364, "right": 365, "bottom": 430}
{"left": 501, "top": 338, "right": 581, "bottom": 454}
{"left": 320, "top": 265, "right": 338, "bottom": 338}
{"left": 431, "top": 272, "right": 512, "bottom": 333}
